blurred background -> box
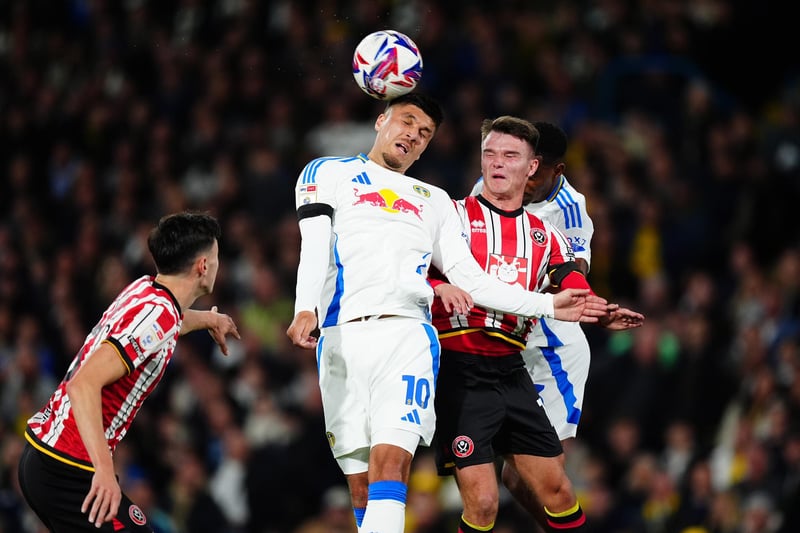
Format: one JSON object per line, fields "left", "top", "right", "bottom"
{"left": 1, "top": 1, "right": 798, "bottom": 532}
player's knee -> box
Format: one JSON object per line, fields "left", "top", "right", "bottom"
{"left": 369, "top": 443, "right": 414, "bottom": 481}
{"left": 467, "top": 489, "right": 500, "bottom": 518}
{"left": 542, "top": 474, "right": 576, "bottom": 511}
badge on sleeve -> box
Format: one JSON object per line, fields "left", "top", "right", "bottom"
{"left": 298, "top": 185, "right": 318, "bottom": 205}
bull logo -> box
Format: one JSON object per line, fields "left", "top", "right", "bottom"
{"left": 390, "top": 197, "right": 423, "bottom": 220}
{"left": 353, "top": 187, "right": 424, "bottom": 219}
{"left": 353, "top": 188, "right": 387, "bottom": 207}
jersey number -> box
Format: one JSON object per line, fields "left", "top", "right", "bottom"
{"left": 402, "top": 375, "right": 431, "bottom": 408}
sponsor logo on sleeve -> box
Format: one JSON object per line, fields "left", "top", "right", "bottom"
{"left": 299, "top": 184, "right": 318, "bottom": 205}
{"left": 127, "top": 334, "right": 145, "bottom": 360}
{"left": 138, "top": 322, "right": 163, "bottom": 351}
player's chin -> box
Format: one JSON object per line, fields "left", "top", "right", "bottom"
{"left": 382, "top": 152, "right": 404, "bottom": 170}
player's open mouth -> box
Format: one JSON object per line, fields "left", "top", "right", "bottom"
{"left": 396, "top": 143, "right": 409, "bottom": 154}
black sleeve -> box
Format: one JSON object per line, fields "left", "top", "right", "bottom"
{"left": 547, "top": 262, "right": 583, "bottom": 288}
{"left": 297, "top": 203, "right": 333, "bottom": 221}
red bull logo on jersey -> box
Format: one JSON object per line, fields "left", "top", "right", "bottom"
{"left": 353, "top": 187, "right": 424, "bottom": 219}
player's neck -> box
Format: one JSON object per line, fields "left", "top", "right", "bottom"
{"left": 483, "top": 190, "right": 524, "bottom": 212}
{"left": 154, "top": 274, "right": 200, "bottom": 312}
{"left": 366, "top": 149, "right": 409, "bottom": 175}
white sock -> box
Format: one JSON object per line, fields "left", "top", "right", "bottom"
{"left": 358, "top": 480, "right": 407, "bottom": 533}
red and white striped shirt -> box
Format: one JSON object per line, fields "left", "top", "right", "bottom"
{"left": 431, "top": 195, "right": 576, "bottom": 356}
{"left": 25, "top": 275, "right": 182, "bottom": 470}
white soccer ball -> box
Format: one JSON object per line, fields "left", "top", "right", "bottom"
{"left": 352, "top": 30, "right": 423, "bottom": 100}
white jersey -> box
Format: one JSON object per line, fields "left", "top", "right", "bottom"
{"left": 296, "top": 154, "right": 473, "bottom": 327}
{"left": 472, "top": 174, "right": 594, "bottom": 439}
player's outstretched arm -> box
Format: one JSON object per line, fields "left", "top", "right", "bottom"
{"left": 182, "top": 307, "right": 241, "bottom": 355}
{"left": 287, "top": 310, "right": 319, "bottom": 349}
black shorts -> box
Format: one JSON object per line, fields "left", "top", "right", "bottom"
{"left": 433, "top": 350, "right": 563, "bottom": 475}
{"left": 17, "top": 443, "right": 153, "bottom": 532}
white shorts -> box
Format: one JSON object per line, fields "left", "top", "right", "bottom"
{"left": 317, "top": 317, "right": 440, "bottom": 463}
{"left": 523, "top": 318, "right": 590, "bottom": 440}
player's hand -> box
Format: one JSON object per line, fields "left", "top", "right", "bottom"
{"left": 598, "top": 305, "right": 645, "bottom": 330}
{"left": 433, "top": 283, "right": 473, "bottom": 315}
{"left": 578, "top": 294, "right": 610, "bottom": 323}
{"left": 552, "top": 289, "right": 608, "bottom": 323}
{"left": 82, "top": 468, "right": 121, "bottom": 528}
{"left": 287, "top": 310, "right": 319, "bottom": 349}
{"left": 207, "top": 306, "right": 241, "bottom": 356}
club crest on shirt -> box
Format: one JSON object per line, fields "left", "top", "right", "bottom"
{"left": 128, "top": 504, "right": 147, "bottom": 526}
{"left": 530, "top": 228, "right": 547, "bottom": 246}
{"left": 452, "top": 435, "right": 474, "bottom": 458}
{"left": 413, "top": 184, "right": 431, "bottom": 197}
{"left": 488, "top": 254, "right": 528, "bottom": 287}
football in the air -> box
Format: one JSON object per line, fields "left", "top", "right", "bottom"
{"left": 352, "top": 30, "right": 423, "bottom": 100}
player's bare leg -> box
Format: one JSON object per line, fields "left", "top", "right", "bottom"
{"left": 355, "top": 443, "right": 413, "bottom": 533}
{"left": 502, "top": 459, "right": 548, "bottom": 531}
{"left": 454, "top": 462, "right": 500, "bottom": 532}
{"left": 506, "top": 453, "right": 587, "bottom": 531}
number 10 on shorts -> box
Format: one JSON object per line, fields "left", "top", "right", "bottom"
{"left": 402, "top": 375, "right": 431, "bottom": 407}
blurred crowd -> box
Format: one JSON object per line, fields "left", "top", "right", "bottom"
{"left": 1, "top": 1, "right": 799, "bottom": 532}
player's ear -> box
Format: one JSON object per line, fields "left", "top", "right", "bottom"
{"left": 528, "top": 157, "right": 539, "bottom": 176}
{"left": 197, "top": 256, "right": 208, "bottom": 277}
{"left": 374, "top": 113, "right": 386, "bottom": 131}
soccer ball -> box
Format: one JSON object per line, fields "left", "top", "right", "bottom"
{"left": 352, "top": 30, "right": 423, "bottom": 100}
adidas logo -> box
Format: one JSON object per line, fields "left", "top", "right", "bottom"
{"left": 401, "top": 409, "right": 421, "bottom": 424}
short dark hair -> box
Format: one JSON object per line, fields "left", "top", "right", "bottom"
{"left": 532, "top": 121, "right": 567, "bottom": 165}
{"left": 386, "top": 92, "right": 444, "bottom": 128}
{"left": 148, "top": 212, "right": 221, "bottom": 275}
{"left": 480, "top": 115, "right": 539, "bottom": 153}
